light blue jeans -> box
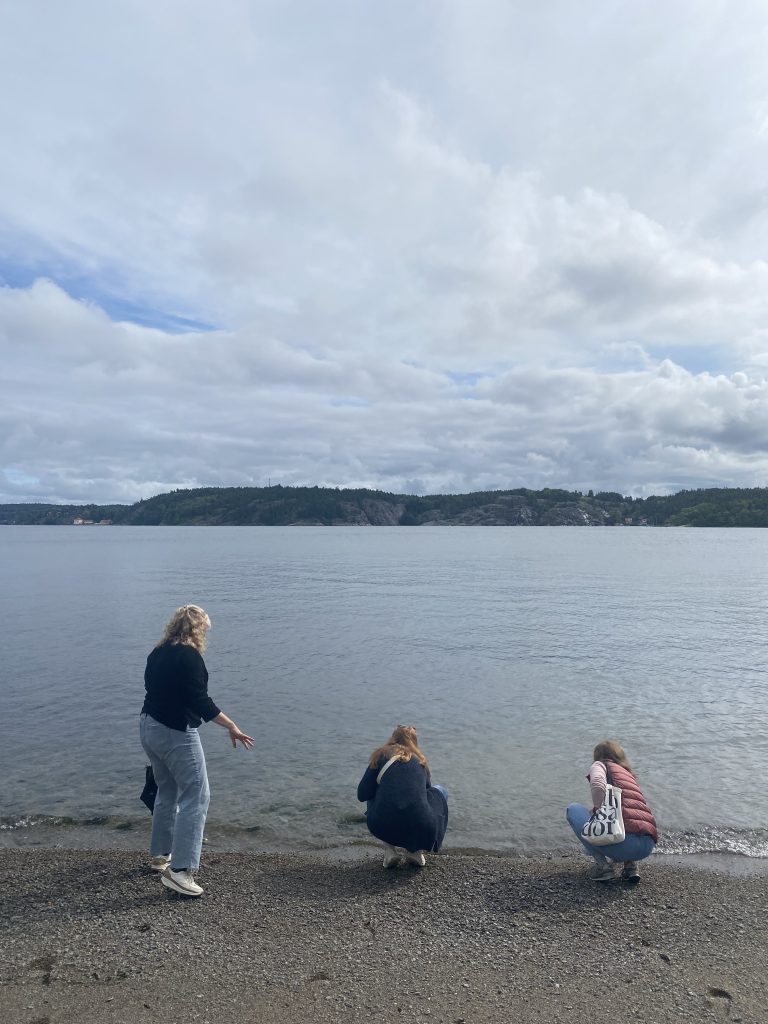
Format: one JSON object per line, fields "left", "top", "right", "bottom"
{"left": 566, "top": 803, "right": 655, "bottom": 863}
{"left": 140, "top": 714, "right": 210, "bottom": 871}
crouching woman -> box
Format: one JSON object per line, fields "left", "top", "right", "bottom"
{"left": 357, "top": 725, "right": 448, "bottom": 868}
{"left": 566, "top": 740, "right": 657, "bottom": 884}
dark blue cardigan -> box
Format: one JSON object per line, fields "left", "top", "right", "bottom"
{"left": 357, "top": 756, "right": 448, "bottom": 853}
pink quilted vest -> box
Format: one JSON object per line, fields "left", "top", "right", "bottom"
{"left": 605, "top": 761, "right": 658, "bottom": 843}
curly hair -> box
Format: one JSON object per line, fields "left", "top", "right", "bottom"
{"left": 368, "top": 724, "right": 429, "bottom": 772}
{"left": 157, "top": 604, "right": 211, "bottom": 653}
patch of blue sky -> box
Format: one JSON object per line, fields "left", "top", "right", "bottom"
{"left": 444, "top": 370, "right": 490, "bottom": 386}
{"left": 643, "top": 345, "right": 730, "bottom": 376}
{"left": 89, "top": 296, "right": 215, "bottom": 333}
{"left": 595, "top": 341, "right": 727, "bottom": 376}
{"left": 4, "top": 468, "right": 41, "bottom": 487}
{"left": 327, "top": 397, "right": 372, "bottom": 408}
{"left": 443, "top": 369, "right": 496, "bottom": 400}
{"left": 0, "top": 256, "right": 214, "bottom": 334}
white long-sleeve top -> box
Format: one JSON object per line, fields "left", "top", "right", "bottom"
{"left": 587, "top": 760, "right": 608, "bottom": 809}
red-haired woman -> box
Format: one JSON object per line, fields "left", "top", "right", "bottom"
{"left": 357, "top": 725, "right": 448, "bottom": 868}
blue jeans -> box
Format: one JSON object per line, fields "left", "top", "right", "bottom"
{"left": 140, "top": 714, "right": 210, "bottom": 871}
{"left": 566, "top": 803, "right": 655, "bottom": 863}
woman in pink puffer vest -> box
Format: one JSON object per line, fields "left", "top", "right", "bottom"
{"left": 566, "top": 740, "right": 658, "bottom": 884}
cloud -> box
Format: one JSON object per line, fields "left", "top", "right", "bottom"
{"left": 2, "top": 282, "right": 768, "bottom": 503}
{"left": 2, "top": 2, "right": 768, "bottom": 501}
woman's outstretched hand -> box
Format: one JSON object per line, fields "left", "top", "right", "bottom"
{"left": 212, "top": 712, "right": 254, "bottom": 749}
{"left": 228, "top": 725, "right": 254, "bottom": 750}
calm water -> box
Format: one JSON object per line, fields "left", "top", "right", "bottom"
{"left": 1, "top": 526, "right": 767, "bottom": 860}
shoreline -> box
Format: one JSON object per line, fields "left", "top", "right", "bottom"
{"left": 3, "top": 815, "right": 768, "bottom": 879}
{"left": 3, "top": 813, "right": 768, "bottom": 878}
{"left": 2, "top": 847, "right": 767, "bottom": 1024}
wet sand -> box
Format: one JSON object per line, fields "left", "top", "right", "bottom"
{"left": 1, "top": 848, "right": 766, "bottom": 1024}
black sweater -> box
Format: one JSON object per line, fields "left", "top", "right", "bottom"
{"left": 357, "top": 756, "right": 448, "bottom": 853}
{"left": 142, "top": 642, "right": 221, "bottom": 731}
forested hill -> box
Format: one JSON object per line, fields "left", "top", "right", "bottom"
{"left": 4, "top": 485, "right": 768, "bottom": 526}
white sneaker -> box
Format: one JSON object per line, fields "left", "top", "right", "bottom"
{"left": 382, "top": 844, "right": 401, "bottom": 868}
{"left": 404, "top": 850, "right": 426, "bottom": 867}
{"left": 161, "top": 867, "right": 204, "bottom": 897}
{"left": 149, "top": 855, "right": 171, "bottom": 872}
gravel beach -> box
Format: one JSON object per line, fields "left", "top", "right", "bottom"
{"left": 1, "top": 848, "right": 766, "bottom": 1024}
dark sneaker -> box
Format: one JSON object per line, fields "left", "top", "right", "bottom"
{"left": 149, "top": 855, "right": 171, "bottom": 872}
{"left": 622, "top": 862, "right": 641, "bottom": 885}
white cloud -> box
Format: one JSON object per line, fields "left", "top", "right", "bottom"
{"left": 2, "top": 283, "right": 768, "bottom": 503}
{"left": 2, "top": 2, "right": 768, "bottom": 501}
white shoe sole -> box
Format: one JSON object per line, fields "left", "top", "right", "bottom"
{"left": 160, "top": 874, "right": 203, "bottom": 897}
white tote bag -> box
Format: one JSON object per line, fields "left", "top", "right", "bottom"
{"left": 581, "top": 783, "right": 626, "bottom": 846}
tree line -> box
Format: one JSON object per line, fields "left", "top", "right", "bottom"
{"left": 3, "top": 484, "right": 768, "bottom": 526}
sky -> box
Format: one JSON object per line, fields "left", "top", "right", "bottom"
{"left": 2, "top": 0, "right": 768, "bottom": 504}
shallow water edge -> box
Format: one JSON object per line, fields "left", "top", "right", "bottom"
{"left": 3, "top": 812, "right": 767, "bottom": 876}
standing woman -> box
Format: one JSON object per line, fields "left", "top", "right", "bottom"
{"left": 357, "top": 725, "right": 448, "bottom": 868}
{"left": 140, "top": 604, "right": 253, "bottom": 897}
{"left": 566, "top": 740, "right": 658, "bottom": 884}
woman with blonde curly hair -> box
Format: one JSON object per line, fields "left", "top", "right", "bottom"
{"left": 140, "top": 604, "right": 253, "bottom": 897}
{"left": 357, "top": 725, "right": 448, "bottom": 868}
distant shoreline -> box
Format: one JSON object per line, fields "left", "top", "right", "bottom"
{"left": 3, "top": 482, "right": 768, "bottom": 526}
